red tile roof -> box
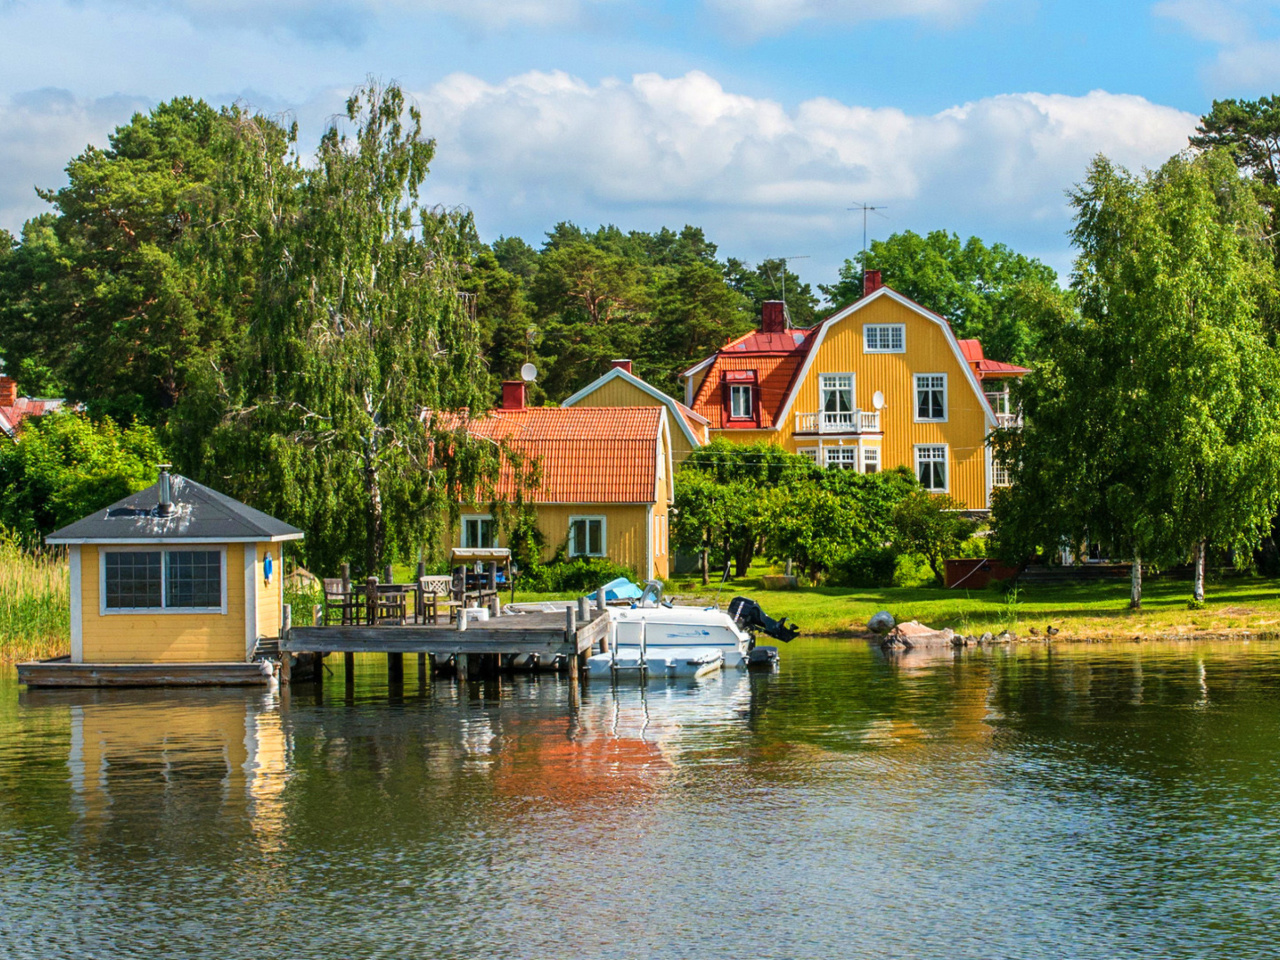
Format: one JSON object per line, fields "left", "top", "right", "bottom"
{"left": 0, "top": 398, "right": 66, "bottom": 438}
{"left": 442, "top": 406, "right": 664, "bottom": 504}
{"left": 690, "top": 327, "right": 817, "bottom": 429}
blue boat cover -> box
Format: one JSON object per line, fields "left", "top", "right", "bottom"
{"left": 595, "top": 577, "right": 642, "bottom": 601}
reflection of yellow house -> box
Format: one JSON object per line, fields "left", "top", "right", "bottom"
{"left": 33, "top": 468, "right": 304, "bottom": 685}
{"left": 443, "top": 382, "right": 674, "bottom": 580}
{"left": 561, "top": 359, "right": 709, "bottom": 464}
{"left": 680, "top": 278, "right": 1029, "bottom": 511}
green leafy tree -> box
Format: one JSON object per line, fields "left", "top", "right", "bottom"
{"left": 185, "top": 82, "right": 494, "bottom": 575}
{"left": 0, "top": 98, "right": 280, "bottom": 422}
{"left": 992, "top": 151, "right": 1280, "bottom": 606}
{"left": 820, "top": 230, "right": 1060, "bottom": 364}
{"left": 726, "top": 257, "right": 820, "bottom": 328}
{"left": 645, "top": 260, "right": 754, "bottom": 392}
{"left": 891, "top": 490, "right": 978, "bottom": 586}
{"left": 0, "top": 412, "right": 164, "bottom": 545}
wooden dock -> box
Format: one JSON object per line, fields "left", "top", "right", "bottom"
{"left": 282, "top": 600, "right": 611, "bottom": 684}
{"left": 17, "top": 658, "right": 276, "bottom": 688}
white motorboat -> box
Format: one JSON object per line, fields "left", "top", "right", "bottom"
{"left": 587, "top": 581, "right": 799, "bottom": 681}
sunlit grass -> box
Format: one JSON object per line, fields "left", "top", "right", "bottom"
{"left": 0, "top": 540, "right": 70, "bottom": 661}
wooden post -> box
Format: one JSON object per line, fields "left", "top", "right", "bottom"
{"left": 344, "top": 651, "right": 355, "bottom": 685}
{"left": 388, "top": 652, "right": 404, "bottom": 683}
{"left": 577, "top": 595, "right": 590, "bottom": 625}
{"left": 568, "top": 646, "right": 580, "bottom": 683}
{"left": 417, "top": 652, "right": 427, "bottom": 682}
{"left": 489, "top": 596, "right": 501, "bottom": 619}
{"left": 417, "top": 559, "right": 426, "bottom": 580}
{"left": 456, "top": 653, "right": 469, "bottom": 683}
{"left": 596, "top": 586, "right": 606, "bottom": 615}
{"left": 565, "top": 606, "right": 577, "bottom": 679}
{"left": 366, "top": 576, "right": 378, "bottom": 625}
{"left": 384, "top": 564, "right": 394, "bottom": 584}
{"left": 340, "top": 563, "right": 351, "bottom": 593}
{"left": 486, "top": 563, "right": 497, "bottom": 592}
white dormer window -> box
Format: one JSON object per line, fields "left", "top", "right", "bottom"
{"left": 864, "top": 324, "right": 905, "bottom": 353}
{"left": 729, "top": 384, "right": 753, "bottom": 419}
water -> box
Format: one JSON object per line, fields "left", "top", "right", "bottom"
{"left": 2, "top": 640, "right": 1280, "bottom": 959}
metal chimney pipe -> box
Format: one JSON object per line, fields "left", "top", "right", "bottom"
{"left": 157, "top": 464, "right": 175, "bottom": 517}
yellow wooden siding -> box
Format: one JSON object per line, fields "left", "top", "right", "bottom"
{"left": 712, "top": 297, "right": 992, "bottom": 509}
{"left": 80, "top": 543, "right": 248, "bottom": 663}
{"left": 566, "top": 376, "right": 697, "bottom": 463}
{"left": 254, "top": 543, "right": 283, "bottom": 641}
{"left": 445, "top": 503, "right": 657, "bottom": 579}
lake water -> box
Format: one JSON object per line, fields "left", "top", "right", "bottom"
{"left": 2, "top": 640, "right": 1279, "bottom": 959}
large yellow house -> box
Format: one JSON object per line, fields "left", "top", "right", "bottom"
{"left": 445, "top": 381, "right": 674, "bottom": 579}
{"left": 680, "top": 274, "right": 1028, "bottom": 510}
{"left": 34, "top": 469, "right": 303, "bottom": 683}
{"left": 560, "top": 359, "right": 709, "bottom": 463}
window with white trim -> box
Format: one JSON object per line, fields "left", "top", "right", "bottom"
{"left": 820, "top": 373, "right": 855, "bottom": 430}
{"left": 916, "top": 445, "right": 948, "bottom": 492}
{"left": 729, "top": 384, "right": 753, "bottom": 419}
{"left": 569, "top": 516, "right": 606, "bottom": 557}
{"left": 992, "top": 458, "right": 1012, "bottom": 487}
{"left": 797, "top": 448, "right": 819, "bottom": 463}
{"left": 103, "top": 549, "right": 224, "bottom": 612}
{"left": 863, "top": 324, "right": 905, "bottom": 353}
{"left": 461, "top": 514, "right": 495, "bottom": 548}
{"left": 825, "top": 446, "right": 859, "bottom": 470}
{"left": 863, "top": 448, "right": 880, "bottom": 474}
{"left": 915, "top": 373, "right": 947, "bottom": 421}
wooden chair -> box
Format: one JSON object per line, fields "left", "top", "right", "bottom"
{"left": 322, "top": 579, "right": 362, "bottom": 625}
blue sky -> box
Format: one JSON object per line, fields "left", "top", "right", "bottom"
{"left": 1, "top": 0, "right": 1277, "bottom": 291}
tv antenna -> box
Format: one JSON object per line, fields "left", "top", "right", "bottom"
{"left": 765, "top": 255, "right": 810, "bottom": 328}
{"left": 848, "top": 202, "right": 889, "bottom": 257}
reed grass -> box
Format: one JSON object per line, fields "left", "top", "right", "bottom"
{"left": 0, "top": 539, "right": 70, "bottom": 662}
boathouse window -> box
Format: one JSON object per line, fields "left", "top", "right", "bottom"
{"left": 729, "top": 384, "right": 753, "bottom": 419}
{"left": 915, "top": 374, "right": 947, "bottom": 421}
{"left": 569, "top": 516, "right": 605, "bottom": 557}
{"left": 863, "top": 448, "right": 880, "bottom": 474}
{"left": 461, "top": 514, "right": 495, "bottom": 549}
{"left": 915, "top": 445, "right": 948, "bottom": 492}
{"left": 863, "top": 324, "right": 905, "bottom": 353}
{"left": 102, "top": 548, "right": 225, "bottom": 613}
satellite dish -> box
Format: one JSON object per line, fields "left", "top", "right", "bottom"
{"left": 872, "top": 390, "right": 885, "bottom": 410}
{"left": 520, "top": 363, "right": 538, "bottom": 382}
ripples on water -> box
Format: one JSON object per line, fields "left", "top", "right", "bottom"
{"left": 2, "top": 640, "right": 1280, "bottom": 959}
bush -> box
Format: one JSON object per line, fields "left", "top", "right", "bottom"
{"left": 828, "top": 548, "right": 897, "bottom": 588}
{"left": 519, "top": 557, "right": 637, "bottom": 594}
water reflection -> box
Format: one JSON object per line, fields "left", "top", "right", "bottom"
{"left": 2, "top": 642, "right": 1280, "bottom": 959}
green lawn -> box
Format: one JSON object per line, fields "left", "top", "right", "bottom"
{"left": 517, "top": 572, "right": 1280, "bottom": 640}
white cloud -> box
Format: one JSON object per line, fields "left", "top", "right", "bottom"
{"left": 705, "top": 0, "right": 990, "bottom": 35}
{"left": 0, "top": 89, "right": 151, "bottom": 235}
{"left": 413, "top": 70, "right": 1197, "bottom": 275}
{"left": 1154, "top": 0, "right": 1280, "bottom": 87}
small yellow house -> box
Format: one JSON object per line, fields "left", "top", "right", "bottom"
{"left": 446, "top": 382, "right": 674, "bottom": 579}
{"left": 40, "top": 468, "right": 304, "bottom": 675}
{"left": 560, "top": 359, "right": 709, "bottom": 463}
{"left": 681, "top": 278, "right": 1028, "bottom": 511}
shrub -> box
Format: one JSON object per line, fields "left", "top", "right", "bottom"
{"left": 828, "top": 548, "right": 897, "bottom": 588}
{"left": 519, "top": 557, "right": 636, "bottom": 594}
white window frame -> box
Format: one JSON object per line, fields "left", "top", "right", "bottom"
{"left": 915, "top": 444, "right": 949, "bottom": 493}
{"left": 729, "top": 384, "right": 754, "bottom": 419}
{"left": 569, "top": 515, "right": 607, "bottom": 558}
{"left": 863, "top": 324, "right": 905, "bottom": 353}
{"left": 863, "top": 447, "right": 880, "bottom": 474}
{"left": 99, "top": 546, "right": 228, "bottom": 616}
{"left": 461, "top": 513, "right": 496, "bottom": 549}
{"left": 797, "top": 447, "right": 819, "bottom": 463}
{"left": 824, "top": 446, "right": 859, "bottom": 470}
{"left": 992, "top": 457, "right": 1012, "bottom": 487}
{"left": 819, "top": 373, "right": 856, "bottom": 429}
{"left": 914, "top": 373, "right": 948, "bottom": 422}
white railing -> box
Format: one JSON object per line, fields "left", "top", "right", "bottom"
{"left": 996, "top": 412, "right": 1022, "bottom": 429}
{"left": 794, "top": 410, "right": 881, "bottom": 434}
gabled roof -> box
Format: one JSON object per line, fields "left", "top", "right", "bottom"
{"left": 0, "top": 397, "right": 67, "bottom": 439}
{"left": 447, "top": 406, "right": 672, "bottom": 504}
{"left": 46, "top": 475, "right": 305, "bottom": 544}
{"left": 774, "top": 287, "right": 997, "bottom": 430}
{"left": 687, "top": 326, "right": 818, "bottom": 429}
{"left": 560, "top": 366, "right": 708, "bottom": 450}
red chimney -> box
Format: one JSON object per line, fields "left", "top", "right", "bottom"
{"left": 0, "top": 376, "right": 16, "bottom": 407}
{"left": 863, "top": 270, "right": 883, "bottom": 296}
{"left": 611, "top": 359, "right": 633, "bottom": 374}
{"left": 761, "top": 301, "right": 787, "bottom": 334}
{"left": 500, "top": 380, "right": 526, "bottom": 411}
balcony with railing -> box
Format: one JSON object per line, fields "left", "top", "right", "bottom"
{"left": 794, "top": 409, "right": 881, "bottom": 434}
{"left": 995, "top": 412, "right": 1023, "bottom": 429}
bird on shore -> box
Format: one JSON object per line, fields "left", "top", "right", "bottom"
{"left": 1029, "top": 626, "right": 1040, "bottom": 636}
{"left": 1046, "top": 625, "right": 1060, "bottom": 637}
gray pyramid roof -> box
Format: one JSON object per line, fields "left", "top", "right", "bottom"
{"left": 46, "top": 474, "right": 305, "bottom": 544}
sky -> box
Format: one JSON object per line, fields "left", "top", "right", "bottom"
{"left": 1, "top": 0, "right": 1277, "bottom": 292}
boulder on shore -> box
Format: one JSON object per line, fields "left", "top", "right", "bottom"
{"left": 867, "top": 611, "right": 896, "bottom": 635}
{"left": 880, "top": 620, "right": 956, "bottom": 650}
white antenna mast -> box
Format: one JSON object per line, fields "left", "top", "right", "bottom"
{"left": 848, "top": 202, "right": 889, "bottom": 259}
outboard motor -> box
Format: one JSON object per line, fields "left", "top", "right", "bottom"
{"left": 728, "top": 597, "right": 800, "bottom": 643}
